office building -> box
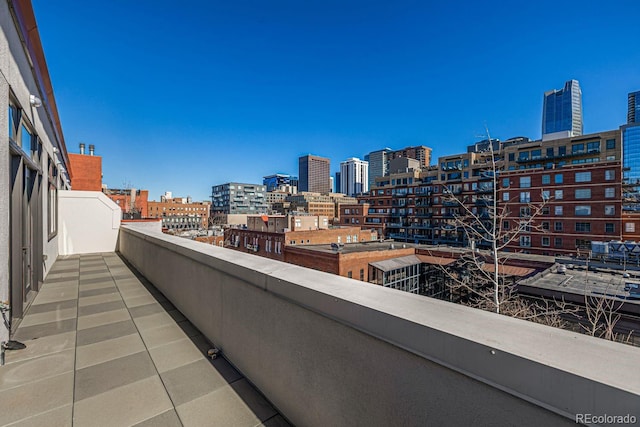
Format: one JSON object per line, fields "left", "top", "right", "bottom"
{"left": 211, "top": 182, "right": 268, "bottom": 214}
{"left": 147, "top": 192, "right": 210, "bottom": 230}
{"left": 335, "top": 172, "right": 341, "bottom": 194}
{"left": 299, "top": 154, "right": 331, "bottom": 193}
{"left": 388, "top": 146, "right": 432, "bottom": 168}
{"left": 263, "top": 173, "right": 298, "bottom": 193}
{"left": 542, "top": 79, "right": 583, "bottom": 141}
{"left": 339, "top": 158, "right": 369, "bottom": 196}
{"left": 623, "top": 90, "right": 640, "bottom": 209}
{"left": 365, "top": 148, "right": 391, "bottom": 190}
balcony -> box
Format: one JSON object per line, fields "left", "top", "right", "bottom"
{"left": 3, "top": 200, "right": 640, "bottom": 426}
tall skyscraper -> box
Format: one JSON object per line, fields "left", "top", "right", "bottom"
{"left": 542, "top": 79, "right": 583, "bottom": 141}
{"left": 299, "top": 155, "right": 331, "bottom": 193}
{"left": 629, "top": 91, "right": 640, "bottom": 124}
{"left": 623, "top": 90, "right": 640, "bottom": 209}
{"left": 365, "top": 148, "right": 391, "bottom": 190}
{"left": 339, "top": 158, "right": 369, "bottom": 196}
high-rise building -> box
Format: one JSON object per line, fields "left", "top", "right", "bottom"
{"left": 211, "top": 182, "right": 268, "bottom": 214}
{"left": 263, "top": 174, "right": 298, "bottom": 192}
{"left": 365, "top": 148, "right": 391, "bottom": 190}
{"left": 334, "top": 172, "right": 341, "bottom": 193}
{"left": 623, "top": 91, "right": 640, "bottom": 209}
{"left": 628, "top": 91, "right": 640, "bottom": 124}
{"left": 299, "top": 155, "right": 331, "bottom": 193}
{"left": 388, "top": 146, "right": 431, "bottom": 169}
{"left": 339, "top": 158, "right": 369, "bottom": 196}
{"left": 542, "top": 79, "right": 583, "bottom": 141}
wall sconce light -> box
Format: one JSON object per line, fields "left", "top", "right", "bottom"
{"left": 29, "top": 95, "right": 42, "bottom": 107}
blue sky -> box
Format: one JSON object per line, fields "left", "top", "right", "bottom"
{"left": 33, "top": 0, "right": 640, "bottom": 201}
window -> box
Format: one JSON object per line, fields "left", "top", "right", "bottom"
{"left": 520, "top": 207, "right": 531, "bottom": 217}
{"left": 542, "top": 237, "right": 550, "bottom": 246}
{"left": 519, "top": 192, "right": 530, "bottom": 203}
{"left": 546, "top": 147, "right": 554, "bottom": 157}
{"left": 555, "top": 237, "right": 562, "bottom": 247}
{"left": 508, "top": 153, "right": 515, "bottom": 161}
{"left": 605, "top": 170, "right": 615, "bottom": 181}
{"left": 502, "top": 178, "right": 510, "bottom": 188}
{"left": 542, "top": 190, "right": 550, "bottom": 201}
{"left": 587, "top": 141, "right": 600, "bottom": 152}
{"left": 520, "top": 177, "right": 531, "bottom": 188}
{"left": 347, "top": 271, "right": 352, "bottom": 278}
{"left": 542, "top": 221, "right": 550, "bottom": 230}
{"left": 360, "top": 269, "right": 364, "bottom": 281}
{"left": 554, "top": 221, "right": 563, "bottom": 231}
{"left": 503, "top": 221, "right": 510, "bottom": 230}
{"left": 605, "top": 205, "right": 615, "bottom": 216}
{"left": 555, "top": 206, "right": 563, "bottom": 216}
{"left": 48, "top": 157, "right": 58, "bottom": 239}
{"left": 520, "top": 236, "right": 531, "bottom": 247}
{"left": 575, "top": 205, "right": 591, "bottom": 216}
{"left": 542, "top": 175, "right": 550, "bottom": 185}
{"left": 605, "top": 223, "right": 615, "bottom": 233}
{"left": 575, "top": 222, "right": 591, "bottom": 232}
{"left": 605, "top": 187, "right": 615, "bottom": 198}
{"left": 575, "top": 172, "right": 591, "bottom": 182}
{"left": 606, "top": 139, "right": 616, "bottom": 149}
{"left": 575, "top": 189, "right": 591, "bottom": 199}
{"left": 555, "top": 190, "right": 563, "bottom": 200}
{"left": 572, "top": 143, "right": 585, "bottom": 154}
{"left": 555, "top": 174, "right": 563, "bottom": 184}
{"left": 626, "top": 223, "right": 636, "bottom": 233}
{"left": 503, "top": 192, "right": 510, "bottom": 202}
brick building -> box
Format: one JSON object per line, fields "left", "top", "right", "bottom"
{"left": 358, "top": 129, "right": 625, "bottom": 256}
{"left": 68, "top": 143, "right": 101, "bottom": 191}
{"left": 147, "top": 193, "right": 210, "bottom": 230}
{"left": 224, "top": 214, "right": 377, "bottom": 262}
{"left": 103, "top": 188, "right": 149, "bottom": 219}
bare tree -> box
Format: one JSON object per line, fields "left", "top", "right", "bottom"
{"left": 437, "top": 128, "right": 549, "bottom": 314}
{"left": 579, "top": 282, "right": 634, "bottom": 343}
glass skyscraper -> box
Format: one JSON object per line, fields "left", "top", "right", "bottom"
{"left": 542, "top": 79, "right": 583, "bottom": 141}
{"left": 623, "top": 91, "right": 640, "bottom": 209}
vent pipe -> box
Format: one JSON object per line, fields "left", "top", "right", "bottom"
{"left": 89, "top": 144, "right": 95, "bottom": 156}
{"left": 79, "top": 143, "right": 85, "bottom": 155}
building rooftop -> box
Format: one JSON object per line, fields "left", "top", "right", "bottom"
{"left": 292, "top": 241, "right": 420, "bottom": 254}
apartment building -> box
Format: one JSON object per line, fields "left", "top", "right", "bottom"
{"left": 147, "top": 193, "right": 210, "bottom": 230}
{"left": 103, "top": 188, "right": 149, "bottom": 219}
{"left": 211, "top": 182, "right": 268, "bottom": 214}
{"left": 359, "top": 129, "right": 624, "bottom": 256}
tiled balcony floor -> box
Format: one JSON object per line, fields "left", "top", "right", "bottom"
{"left": 1, "top": 253, "right": 289, "bottom": 427}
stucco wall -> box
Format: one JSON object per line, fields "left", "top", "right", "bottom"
{"left": 58, "top": 191, "right": 121, "bottom": 255}
{"left": 119, "top": 225, "right": 640, "bottom": 426}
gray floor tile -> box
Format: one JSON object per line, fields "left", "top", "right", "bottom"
{"left": 0, "top": 349, "right": 75, "bottom": 392}
{"left": 77, "top": 299, "right": 126, "bottom": 317}
{"left": 78, "top": 286, "right": 118, "bottom": 298}
{"left": 77, "top": 308, "right": 132, "bottom": 330}
{"left": 74, "top": 351, "right": 157, "bottom": 401}
{"left": 161, "top": 359, "right": 230, "bottom": 406}
{"left": 0, "top": 372, "right": 74, "bottom": 425}
{"left": 4, "top": 331, "right": 75, "bottom": 365}
{"left": 73, "top": 376, "right": 173, "bottom": 427}
{"left": 139, "top": 324, "right": 189, "bottom": 349}
{"left": 176, "top": 378, "right": 277, "bottom": 427}
{"left": 124, "top": 294, "right": 159, "bottom": 308}
{"left": 13, "top": 318, "right": 77, "bottom": 342}
{"left": 129, "top": 303, "right": 165, "bottom": 318}
{"left": 148, "top": 338, "right": 204, "bottom": 373}
{"left": 19, "top": 307, "right": 77, "bottom": 328}
{"left": 76, "top": 333, "right": 146, "bottom": 370}
{"left": 134, "top": 312, "right": 176, "bottom": 331}
{"left": 132, "top": 409, "right": 182, "bottom": 427}
{"left": 5, "top": 404, "right": 73, "bottom": 427}
{"left": 76, "top": 319, "right": 137, "bottom": 347}
{"left": 24, "top": 298, "right": 77, "bottom": 315}
{"left": 77, "top": 292, "right": 122, "bottom": 307}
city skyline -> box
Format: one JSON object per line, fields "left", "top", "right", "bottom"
{"left": 32, "top": 0, "right": 640, "bottom": 201}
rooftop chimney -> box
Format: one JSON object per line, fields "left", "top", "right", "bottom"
{"left": 89, "top": 144, "right": 95, "bottom": 156}
{"left": 79, "top": 143, "right": 85, "bottom": 155}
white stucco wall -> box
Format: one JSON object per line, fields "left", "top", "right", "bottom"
{"left": 58, "top": 191, "right": 121, "bottom": 255}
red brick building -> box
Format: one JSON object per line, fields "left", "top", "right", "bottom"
{"left": 103, "top": 188, "right": 149, "bottom": 218}
{"left": 68, "top": 144, "right": 102, "bottom": 191}
{"left": 147, "top": 195, "right": 210, "bottom": 230}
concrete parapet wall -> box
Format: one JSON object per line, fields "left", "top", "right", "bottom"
{"left": 119, "top": 224, "right": 640, "bottom": 426}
